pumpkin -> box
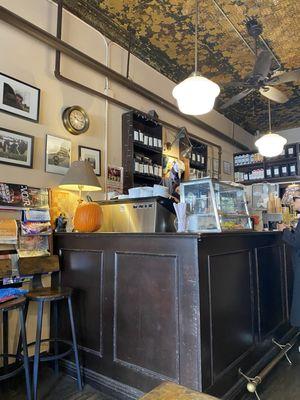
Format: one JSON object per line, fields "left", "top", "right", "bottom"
{"left": 73, "top": 202, "right": 103, "bottom": 232}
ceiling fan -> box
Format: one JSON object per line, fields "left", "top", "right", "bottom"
{"left": 220, "top": 19, "right": 300, "bottom": 110}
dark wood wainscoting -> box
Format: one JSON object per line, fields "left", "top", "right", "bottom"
{"left": 198, "top": 232, "right": 294, "bottom": 399}
{"left": 54, "top": 233, "right": 201, "bottom": 397}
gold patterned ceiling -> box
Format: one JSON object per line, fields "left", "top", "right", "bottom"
{"left": 60, "top": 0, "right": 300, "bottom": 134}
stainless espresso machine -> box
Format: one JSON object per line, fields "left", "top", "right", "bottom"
{"left": 97, "top": 196, "right": 176, "bottom": 233}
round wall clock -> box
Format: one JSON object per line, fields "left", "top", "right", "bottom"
{"left": 62, "top": 106, "right": 90, "bottom": 135}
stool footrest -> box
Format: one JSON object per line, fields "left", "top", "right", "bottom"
{"left": 0, "top": 353, "right": 22, "bottom": 361}
{"left": 27, "top": 338, "right": 74, "bottom": 362}
{"left": 0, "top": 360, "right": 24, "bottom": 382}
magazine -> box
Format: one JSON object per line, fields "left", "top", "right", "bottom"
{"left": 0, "top": 219, "right": 18, "bottom": 244}
{"left": 18, "top": 235, "right": 50, "bottom": 258}
{"left": 0, "top": 183, "right": 49, "bottom": 210}
{"left": 21, "top": 221, "right": 52, "bottom": 236}
{"left": 23, "top": 209, "right": 50, "bottom": 222}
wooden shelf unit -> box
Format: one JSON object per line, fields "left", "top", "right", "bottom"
{"left": 122, "top": 111, "right": 163, "bottom": 193}
{"left": 234, "top": 143, "right": 300, "bottom": 184}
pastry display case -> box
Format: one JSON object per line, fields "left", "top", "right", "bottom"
{"left": 180, "top": 178, "right": 252, "bottom": 232}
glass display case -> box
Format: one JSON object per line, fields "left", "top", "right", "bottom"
{"left": 180, "top": 178, "right": 252, "bottom": 232}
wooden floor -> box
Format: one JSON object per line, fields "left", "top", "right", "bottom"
{"left": 0, "top": 366, "right": 114, "bottom": 400}
{"left": 2, "top": 346, "right": 300, "bottom": 400}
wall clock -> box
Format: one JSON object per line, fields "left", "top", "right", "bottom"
{"left": 62, "top": 105, "right": 89, "bottom": 135}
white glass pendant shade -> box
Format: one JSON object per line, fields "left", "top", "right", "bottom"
{"left": 255, "top": 132, "right": 287, "bottom": 158}
{"left": 172, "top": 73, "right": 220, "bottom": 115}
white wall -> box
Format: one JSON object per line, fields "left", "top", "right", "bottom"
{"left": 277, "top": 127, "right": 300, "bottom": 144}
{"left": 0, "top": 0, "right": 255, "bottom": 189}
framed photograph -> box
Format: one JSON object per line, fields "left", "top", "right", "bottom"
{"left": 0, "top": 127, "right": 34, "bottom": 169}
{"left": 0, "top": 73, "right": 40, "bottom": 122}
{"left": 223, "top": 160, "right": 233, "bottom": 175}
{"left": 45, "top": 134, "right": 71, "bottom": 175}
{"left": 213, "top": 158, "right": 219, "bottom": 173}
{"left": 78, "top": 145, "right": 101, "bottom": 176}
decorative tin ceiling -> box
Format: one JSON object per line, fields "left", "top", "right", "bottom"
{"left": 61, "top": 0, "right": 300, "bottom": 134}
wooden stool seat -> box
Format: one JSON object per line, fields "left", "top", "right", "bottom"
{"left": 140, "top": 382, "right": 220, "bottom": 400}
{"left": 26, "top": 287, "right": 73, "bottom": 302}
{"left": 0, "top": 296, "right": 26, "bottom": 312}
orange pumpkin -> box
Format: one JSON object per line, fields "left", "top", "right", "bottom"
{"left": 73, "top": 202, "right": 103, "bottom": 232}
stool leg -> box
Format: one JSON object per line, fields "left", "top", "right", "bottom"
{"left": 67, "top": 296, "right": 82, "bottom": 391}
{"left": 17, "top": 300, "right": 29, "bottom": 357}
{"left": 3, "top": 310, "right": 8, "bottom": 370}
{"left": 33, "top": 302, "right": 44, "bottom": 400}
{"left": 19, "top": 307, "right": 31, "bottom": 400}
{"left": 53, "top": 301, "right": 59, "bottom": 376}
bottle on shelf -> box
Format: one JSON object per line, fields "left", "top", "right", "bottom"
{"left": 272, "top": 166, "right": 280, "bottom": 178}
{"left": 143, "top": 134, "right": 148, "bottom": 146}
{"left": 134, "top": 129, "right": 139, "bottom": 142}
{"left": 289, "top": 163, "right": 297, "bottom": 176}
{"left": 139, "top": 129, "right": 144, "bottom": 143}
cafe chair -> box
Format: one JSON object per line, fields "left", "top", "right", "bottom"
{"left": 0, "top": 296, "right": 31, "bottom": 400}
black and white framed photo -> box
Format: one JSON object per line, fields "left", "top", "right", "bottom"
{"left": 78, "top": 145, "right": 101, "bottom": 176}
{"left": 0, "top": 127, "right": 34, "bottom": 169}
{"left": 45, "top": 134, "right": 71, "bottom": 175}
{"left": 0, "top": 73, "right": 40, "bottom": 122}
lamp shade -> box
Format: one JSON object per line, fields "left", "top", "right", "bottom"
{"left": 172, "top": 73, "right": 220, "bottom": 115}
{"left": 59, "top": 160, "right": 102, "bottom": 191}
{"left": 255, "top": 132, "right": 287, "bottom": 158}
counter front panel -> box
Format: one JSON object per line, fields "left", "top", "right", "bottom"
{"left": 54, "top": 232, "right": 295, "bottom": 400}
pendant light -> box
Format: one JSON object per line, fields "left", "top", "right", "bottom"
{"left": 172, "top": 0, "right": 220, "bottom": 115}
{"left": 255, "top": 100, "right": 287, "bottom": 158}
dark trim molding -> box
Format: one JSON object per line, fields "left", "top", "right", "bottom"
{"left": 60, "top": 359, "right": 144, "bottom": 400}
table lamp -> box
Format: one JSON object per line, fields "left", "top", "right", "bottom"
{"left": 59, "top": 160, "right": 102, "bottom": 199}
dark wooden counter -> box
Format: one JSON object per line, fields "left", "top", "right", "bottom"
{"left": 54, "top": 232, "right": 295, "bottom": 400}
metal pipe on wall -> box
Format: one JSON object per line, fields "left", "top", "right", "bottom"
{"left": 0, "top": 4, "right": 249, "bottom": 152}
{"left": 54, "top": 0, "right": 223, "bottom": 179}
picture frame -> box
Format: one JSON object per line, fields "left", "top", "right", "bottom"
{"left": 0, "top": 73, "right": 40, "bottom": 122}
{"left": 45, "top": 134, "right": 71, "bottom": 175}
{"left": 78, "top": 145, "right": 101, "bottom": 176}
{"left": 213, "top": 158, "right": 219, "bottom": 173}
{"left": 0, "top": 127, "right": 34, "bottom": 169}
{"left": 223, "top": 160, "right": 233, "bottom": 175}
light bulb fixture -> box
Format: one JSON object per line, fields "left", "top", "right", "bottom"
{"left": 255, "top": 100, "right": 287, "bottom": 158}
{"left": 172, "top": 0, "right": 220, "bottom": 115}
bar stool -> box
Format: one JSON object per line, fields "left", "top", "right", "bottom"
{"left": 26, "top": 287, "right": 82, "bottom": 400}
{"left": 0, "top": 296, "right": 31, "bottom": 400}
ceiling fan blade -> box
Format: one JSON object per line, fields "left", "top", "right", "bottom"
{"left": 259, "top": 86, "right": 289, "bottom": 103}
{"left": 252, "top": 50, "right": 272, "bottom": 79}
{"left": 222, "top": 81, "right": 253, "bottom": 89}
{"left": 220, "top": 88, "right": 254, "bottom": 109}
{"left": 268, "top": 69, "right": 300, "bottom": 85}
